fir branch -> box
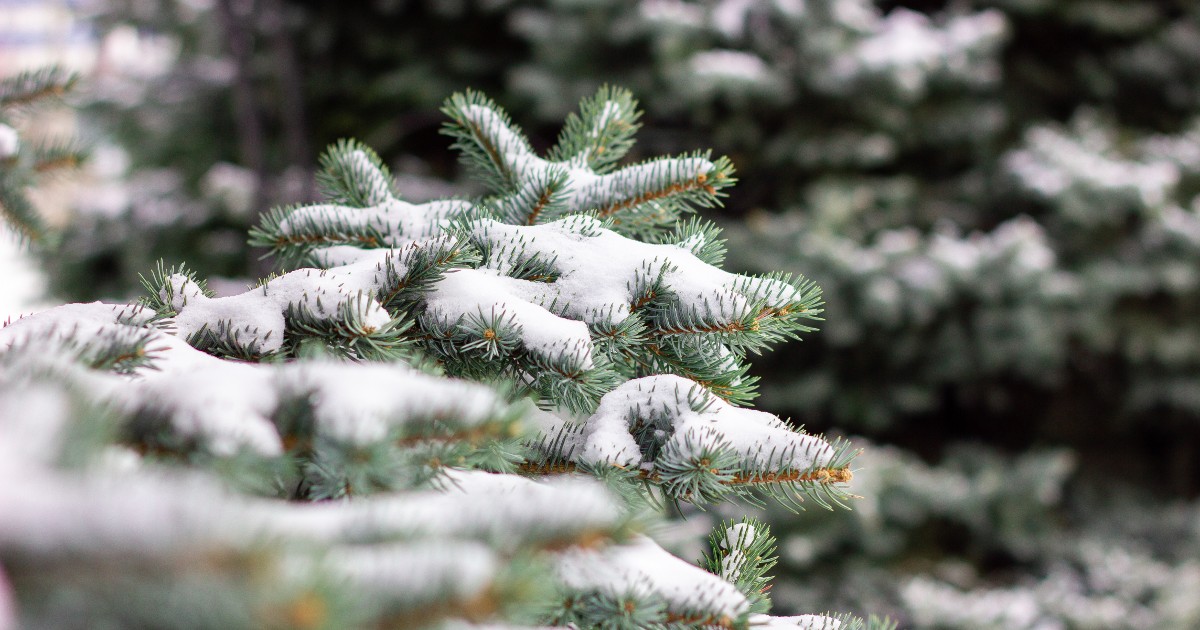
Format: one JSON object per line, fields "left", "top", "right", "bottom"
{"left": 518, "top": 460, "right": 854, "bottom": 497}
{"left": 0, "top": 65, "right": 77, "bottom": 109}
{"left": 28, "top": 138, "right": 87, "bottom": 174}
{"left": 186, "top": 319, "right": 285, "bottom": 363}
{"left": 284, "top": 295, "right": 415, "bottom": 362}
{"left": 701, "top": 518, "right": 777, "bottom": 614}
{"left": 589, "top": 153, "right": 737, "bottom": 220}
{"left": 138, "top": 260, "right": 215, "bottom": 317}
{"left": 547, "top": 84, "right": 643, "bottom": 173}
{"left": 661, "top": 216, "right": 727, "bottom": 267}
{"left": 315, "top": 138, "right": 398, "bottom": 207}
{"left": 370, "top": 235, "right": 480, "bottom": 311}
{"left": 250, "top": 204, "right": 386, "bottom": 266}
{"left": 441, "top": 89, "right": 532, "bottom": 191}
{"left": 0, "top": 170, "right": 49, "bottom": 244}
{"left": 488, "top": 167, "right": 572, "bottom": 226}
{"left": 640, "top": 336, "right": 760, "bottom": 406}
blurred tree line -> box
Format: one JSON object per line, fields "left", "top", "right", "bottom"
{"left": 52, "top": 1, "right": 1200, "bottom": 626}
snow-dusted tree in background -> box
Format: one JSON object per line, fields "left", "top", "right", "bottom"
{"left": 501, "top": 2, "right": 1200, "bottom": 627}
{"left": 0, "top": 88, "right": 892, "bottom": 629}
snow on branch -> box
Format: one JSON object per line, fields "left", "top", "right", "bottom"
{"left": 0, "top": 85, "right": 877, "bottom": 627}
{"left": 0, "top": 466, "right": 627, "bottom": 625}
{"left": 443, "top": 86, "right": 736, "bottom": 238}
{"left": 555, "top": 535, "right": 750, "bottom": 627}
{"left": 2, "top": 304, "right": 519, "bottom": 494}
{"left": 247, "top": 137, "right": 820, "bottom": 409}
{"left": 813, "top": 8, "right": 1008, "bottom": 100}
{"left": 526, "top": 375, "right": 855, "bottom": 508}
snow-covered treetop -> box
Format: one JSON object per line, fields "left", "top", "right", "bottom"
{"left": 238, "top": 88, "right": 843, "bottom": 505}
{"left": 241, "top": 89, "right": 822, "bottom": 411}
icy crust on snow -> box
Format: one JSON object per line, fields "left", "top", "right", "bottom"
{"left": 557, "top": 534, "right": 750, "bottom": 620}
{"left": 539, "top": 375, "right": 837, "bottom": 473}
{"left": 465, "top": 215, "right": 798, "bottom": 325}
{"left": 459, "top": 104, "right": 714, "bottom": 214}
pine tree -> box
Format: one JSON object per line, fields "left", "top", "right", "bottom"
{"left": 0, "top": 88, "right": 893, "bottom": 630}
{"left": 38, "top": 2, "right": 1200, "bottom": 626}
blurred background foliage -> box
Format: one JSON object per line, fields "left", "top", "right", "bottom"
{"left": 28, "top": 0, "right": 1200, "bottom": 627}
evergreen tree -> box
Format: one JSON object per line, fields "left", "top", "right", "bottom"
{"left": 0, "top": 88, "right": 892, "bottom": 629}
{"left": 39, "top": 2, "right": 1200, "bottom": 626}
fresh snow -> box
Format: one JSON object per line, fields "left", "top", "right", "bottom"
{"left": 279, "top": 197, "right": 472, "bottom": 246}
{"left": 1005, "top": 117, "right": 1180, "bottom": 209}
{"left": 557, "top": 534, "right": 750, "bottom": 620}
{"left": 1, "top": 302, "right": 508, "bottom": 457}
{"left": 345, "top": 148, "right": 396, "bottom": 206}
{"left": 590, "top": 100, "right": 623, "bottom": 138}
{"left": 538, "top": 374, "right": 838, "bottom": 473}
{"left": 424, "top": 267, "right": 596, "bottom": 369}
{"left": 466, "top": 215, "right": 796, "bottom": 326}
{"left": 818, "top": 8, "right": 1007, "bottom": 99}
{"left": 317, "top": 541, "right": 498, "bottom": 604}
{"left": 167, "top": 267, "right": 392, "bottom": 354}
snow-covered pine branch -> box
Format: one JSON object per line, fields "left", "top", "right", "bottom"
{"left": 442, "top": 87, "right": 736, "bottom": 238}
{"left": 252, "top": 129, "right": 819, "bottom": 410}
{"left": 0, "top": 86, "right": 886, "bottom": 628}
{"left": 526, "top": 375, "right": 854, "bottom": 508}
